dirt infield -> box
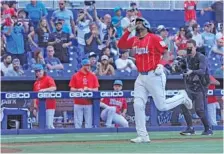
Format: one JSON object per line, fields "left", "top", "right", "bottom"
{"left": 1, "top": 148, "right": 22, "bottom": 153}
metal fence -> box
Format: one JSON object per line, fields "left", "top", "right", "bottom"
{"left": 17, "top": 0, "right": 215, "bottom": 10}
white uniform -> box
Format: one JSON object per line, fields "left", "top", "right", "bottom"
{"left": 100, "top": 98, "right": 129, "bottom": 128}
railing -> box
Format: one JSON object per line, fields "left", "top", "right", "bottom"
{"left": 1, "top": 89, "right": 223, "bottom": 129}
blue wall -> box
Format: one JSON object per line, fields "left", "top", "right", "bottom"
{"left": 47, "top": 9, "right": 214, "bottom": 28}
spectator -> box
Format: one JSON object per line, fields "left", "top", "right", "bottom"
{"left": 192, "top": 23, "right": 204, "bottom": 48}
{"left": 48, "top": 21, "right": 72, "bottom": 63}
{"left": 157, "top": 25, "right": 175, "bottom": 53}
{"left": 207, "top": 76, "right": 220, "bottom": 126}
{"left": 84, "top": 23, "right": 102, "bottom": 56}
{"left": 103, "top": 25, "right": 119, "bottom": 56}
{"left": 201, "top": 0, "right": 223, "bottom": 27}
{"left": 89, "top": 52, "right": 100, "bottom": 74}
{"left": 5, "top": 58, "right": 24, "bottom": 77}
{"left": 101, "top": 47, "right": 115, "bottom": 65}
{"left": 184, "top": 0, "right": 197, "bottom": 23}
{"left": 31, "top": 49, "right": 45, "bottom": 70}
{"left": 8, "top": 1, "right": 18, "bottom": 12}
{"left": 2, "top": 1, "right": 16, "bottom": 26}
{"left": 112, "top": 7, "right": 123, "bottom": 38}
{"left": 2, "top": 15, "right": 28, "bottom": 66}
{"left": 130, "top": 2, "right": 142, "bottom": 17}
{"left": 33, "top": 64, "right": 57, "bottom": 129}
{"left": 0, "top": 54, "right": 13, "bottom": 75}
{"left": 121, "top": 8, "right": 136, "bottom": 36}
{"left": 209, "top": 21, "right": 216, "bottom": 34}
{"left": 216, "top": 23, "right": 223, "bottom": 40}
{"left": 45, "top": 46, "right": 64, "bottom": 71}
{"left": 76, "top": 8, "right": 93, "bottom": 60}
{"left": 201, "top": 22, "right": 216, "bottom": 48}
{"left": 175, "top": 26, "right": 188, "bottom": 55}
{"left": 99, "top": 55, "right": 115, "bottom": 76}
{"left": 51, "top": 0, "right": 75, "bottom": 34}
{"left": 100, "top": 80, "right": 129, "bottom": 128}
{"left": 209, "top": 37, "right": 224, "bottom": 65}
{"left": 69, "top": 59, "right": 99, "bottom": 128}
{"left": 28, "top": 18, "right": 50, "bottom": 57}
{"left": 115, "top": 51, "right": 137, "bottom": 74}
{"left": 94, "top": 4, "right": 111, "bottom": 41}
{"left": 25, "top": 0, "right": 48, "bottom": 30}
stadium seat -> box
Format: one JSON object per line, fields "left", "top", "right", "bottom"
{"left": 23, "top": 70, "right": 35, "bottom": 77}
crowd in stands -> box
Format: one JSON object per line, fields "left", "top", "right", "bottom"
{"left": 0, "top": 0, "right": 223, "bottom": 78}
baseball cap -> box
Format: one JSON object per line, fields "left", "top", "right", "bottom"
{"left": 114, "top": 80, "right": 123, "bottom": 86}
{"left": 114, "top": 7, "right": 122, "bottom": 12}
{"left": 33, "top": 64, "right": 44, "bottom": 71}
{"left": 157, "top": 25, "right": 169, "bottom": 32}
{"left": 204, "top": 22, "right": 211, "bottom": 27}
{"left": 12, "top": 58, "right": 20, "bottom": 64}
{"left": 101, "top": 55, "right": 109, "bottom": 61}
{"left": 89, "top": 52, "right": 97, "bottom": 58}
{"left": 81, "top": 59, "right": 90, "bottom": 66}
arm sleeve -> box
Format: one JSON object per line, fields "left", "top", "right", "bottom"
{"left": 48, "top": 77, "right": 56, "bottom": 87}
{"left": 193, "top": 54, "right": 207, "bottom": 75}
{"left": 117, "top": 31, "right": 135, "bottom": 49}
{"left": 69, "top": 75, "right": 76, "bottom": 88}
{"left": 69, "top": 10, "right": 74, "bottom": 20}
{"left": 122, "top": 99, "right": 127, "bottom": 110}
{"left": 93, "top": 75, "right": 100, "bottom": 88}
{"left": 153, "top": 34, "right": 167, "bottom": 54}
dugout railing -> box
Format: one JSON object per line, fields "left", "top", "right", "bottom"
{"left": 1, "top": 89, "right": 223, "bottom": 131}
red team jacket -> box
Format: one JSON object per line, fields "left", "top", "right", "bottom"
{"left": 184, "top": 1, "right": 196, "bottom": 22}
{"left": 101, "top": 98, "right": 127, "bottom": 114}
{"left": 69, "top": 70, "right": 99, "bottom": 105}
{"left": 118, "top": 31, "right": 167, "bottom": 72}
{"left": 33, "top": 75, "right": 57, "bottom": 109}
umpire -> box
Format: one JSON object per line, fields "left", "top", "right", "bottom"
{"left": 180, "top": 39, "right": 212, "bottom": 136}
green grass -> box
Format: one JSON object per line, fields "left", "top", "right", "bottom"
{"left": 1, "top": 131, "right": 223, "bottom": 153}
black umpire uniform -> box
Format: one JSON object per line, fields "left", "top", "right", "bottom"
{"left": 180, "top": 39, "right": 212, "bottom": 135}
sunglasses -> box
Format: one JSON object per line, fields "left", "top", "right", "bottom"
{"left": 48, "top": 50, "right": 54, "bottom": 52}
{"left": 59, "top": 3, "right": 64, "bottom": 5}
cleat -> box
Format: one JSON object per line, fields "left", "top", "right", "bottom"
{"left": 180, "top": 127, "right": 195, "bottom": 136}
{"left": 130, "top": 136, "right": 151, "bottom": 143}
{"left": 201, "top": 129, "right": 213, "bottom": 135}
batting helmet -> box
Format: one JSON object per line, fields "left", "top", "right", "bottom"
{"left": 135, "top": 17, "right": 151, "bottom": 30}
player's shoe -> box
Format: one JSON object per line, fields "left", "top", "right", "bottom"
{"left": 130, "top": 136, "right": 151, "bottom": 143}
{"left": 179, "top": 90, "right": 192, "bottom": 109}
{"left": 201, "top": 129, "right": 213, "bottom": 135}
{"left": 180, "top": 127, "right": 195, "bottom": 136}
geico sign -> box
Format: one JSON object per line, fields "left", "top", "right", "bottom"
{"left": 69, "top": 92, "right": 93, "bottom": 98}
{"left": 5, "top": 93, "right": 30, "bottom": 99}
{"left": 100, "top": 91, "right": 123, "bottom": 97}
{"left": 38, "top": 92, "right": 62, "bottom": 98}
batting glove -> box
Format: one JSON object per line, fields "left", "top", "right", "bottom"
{"left": 155, "top": 64, "right": 164, "bottom": 75}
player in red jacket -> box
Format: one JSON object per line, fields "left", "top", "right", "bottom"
{"left": 118, "top": 17, "right": 192, "bottom": 143}
{"left": 33, "top": 64, "right": 57, "bottom": 129}
{"left": 100, "top": 80, "right": 129, "bottom": 128}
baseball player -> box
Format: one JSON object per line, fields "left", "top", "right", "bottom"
{"left": 33, "top": 64, "right": 57, "bottom": 129}
{"left": 69, "top": 59, "right": 99, "bottom": 128}
{"left": 118, "top": 17, "right": 193, "bottom": 143}
{"left": 100, "top": 80, "right": 129, "bottom": 128}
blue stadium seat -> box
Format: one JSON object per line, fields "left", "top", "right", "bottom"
{"left": 115, "top": 70, "right": 131, "bottom": 77}
{"left": 23, "top": 70, "right": 35, "bottom": 77}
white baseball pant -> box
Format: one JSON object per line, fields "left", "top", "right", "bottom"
{"left": 134, "top": 71, "right": 188, "bottom": 137}
{"left": 46, "top": 109, "right": 55, "bottom": 129}
{"left": 101, "top": 107, "right": 129, "bottom": 127}
{"left": 74, "top": 104, "right": 92, "bottom": 128}
{"left": 207, "top": 102, "right": 220, "bottom": 126}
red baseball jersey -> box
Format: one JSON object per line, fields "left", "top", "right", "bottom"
{"left": 3, "top": 8, "right": 16, "bottom": 26}
{"left": 207, "top": 76, "right": 218, "bottom": 104}
{"left": 184, "top": 1, "right": 196, "bottom": 22}
{"left": 118, "top": 31, "right": 167, "bottom": 72}
{"left": 69, "top": 70, "right": 99, "bottom": 105}
{"left": 101, "top": 98, "right": 127, "bottom": 114}
{"left": 33, "top": 75, "right": 57, "bottom": 109}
